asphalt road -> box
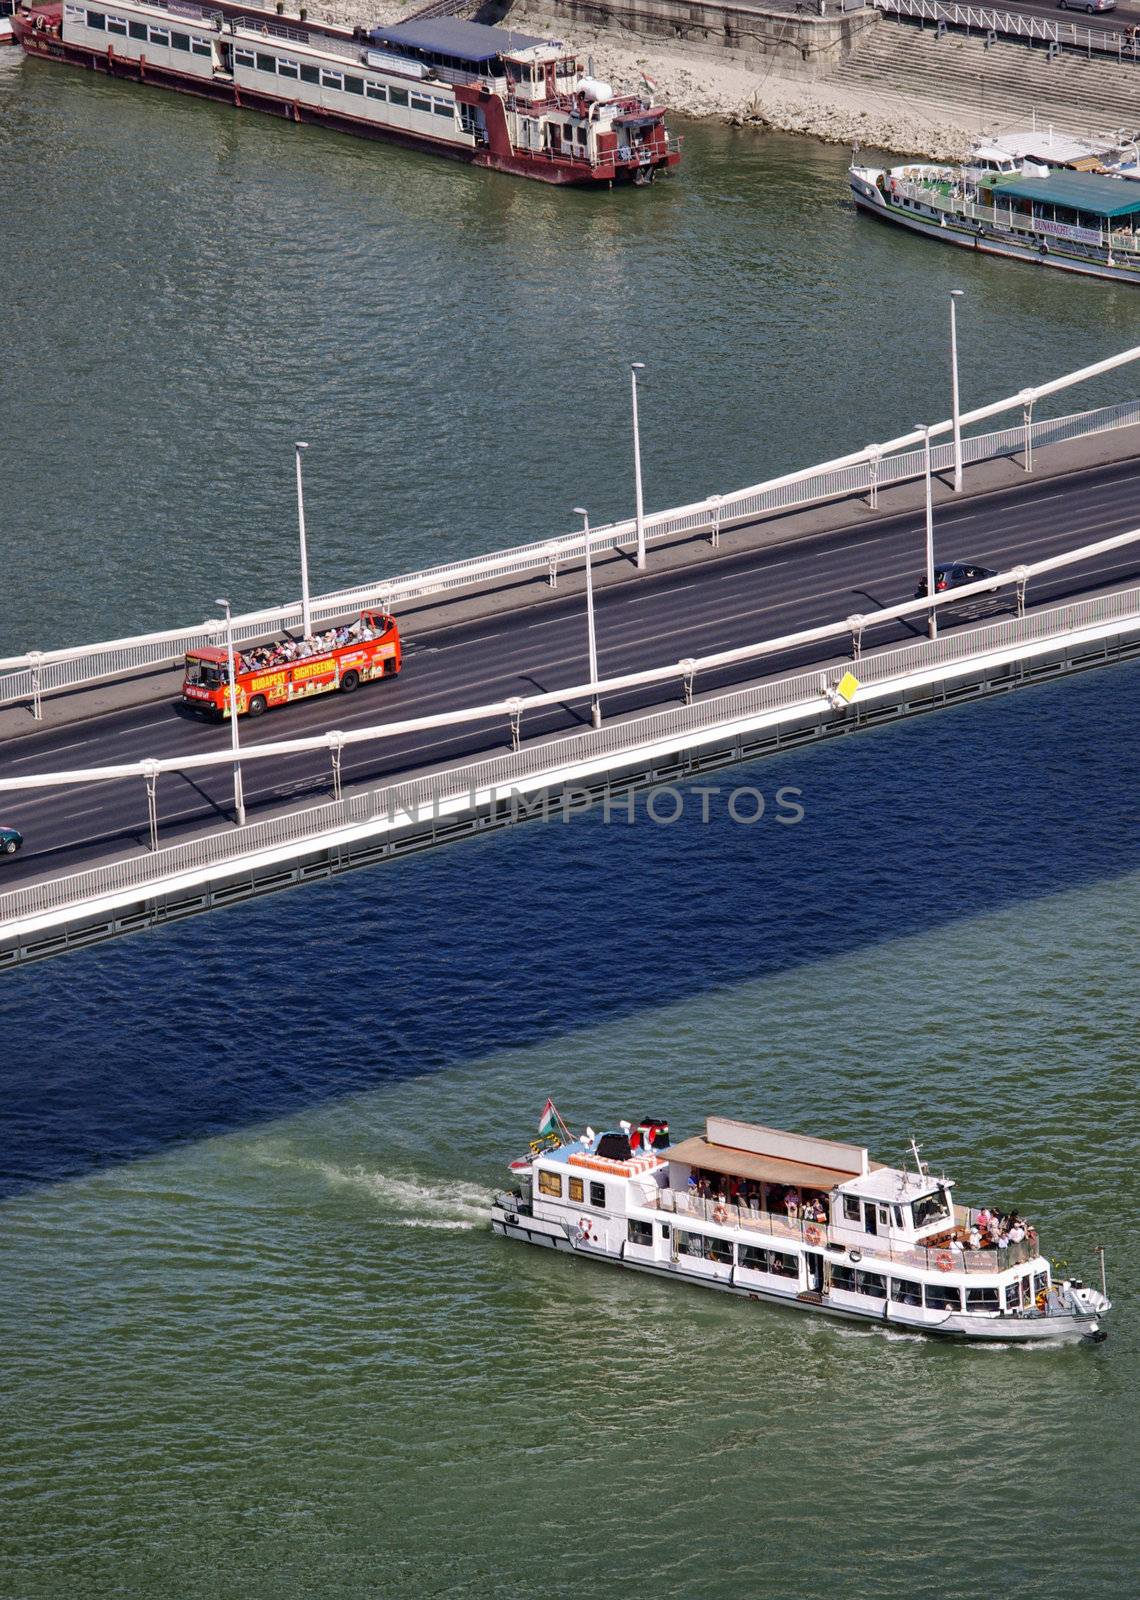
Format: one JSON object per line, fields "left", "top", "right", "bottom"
{"left": 2, "top": 456, "right": 1139, "bottom": 889}
{"left": 993, "top": 0, "right": 1140, "bottom": 31}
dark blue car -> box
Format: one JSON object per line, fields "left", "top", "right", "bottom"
{"left": 1, "top": 825, "right": 23, "bottom": 856}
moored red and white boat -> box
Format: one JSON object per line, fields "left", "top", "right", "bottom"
{"left": 11, "top": 1, "right": 680, "bottom": 184}
{"left": 492, "top": 1108, "right": 1111, "bottom": 1343}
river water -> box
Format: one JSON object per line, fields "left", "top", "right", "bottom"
{"left": 2, "top": 52, "right": 1139, "bottom": 1600}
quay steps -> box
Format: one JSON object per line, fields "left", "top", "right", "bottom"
{"left": 833, "top": 22, "right": 1140, "bottom": 138}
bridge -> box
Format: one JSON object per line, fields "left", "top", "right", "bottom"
{"left": 2, "top": 345, "right": 1140, "bottom": 964}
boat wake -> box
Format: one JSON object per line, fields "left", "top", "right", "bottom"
{"left": 256, "top": 1147, "right": 491, "bottom": 1230}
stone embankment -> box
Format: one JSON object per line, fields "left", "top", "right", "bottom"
{"left": 302, "top": 0, "right": 1136, "bottom": 160}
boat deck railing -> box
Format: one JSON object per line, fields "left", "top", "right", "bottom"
{"left": 647, "top": 1190, "right": 1035, "bottom": 1275}
{"left": 889, "top": 176, "right": 1140, "bottom": 255}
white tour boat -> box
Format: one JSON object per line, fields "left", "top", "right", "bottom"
{"left": 491, "top": 1109, "right": 1111, "bottom": 1343}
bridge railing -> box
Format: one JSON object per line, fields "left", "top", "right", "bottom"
{"left": 873, "top": 0, "right": 1140, "bottom": 56}
{"left": 2, "top": 578, "right": 1139, "bottom": 931}
{"left": 3, "top": 343, "right": 1139, "bottom": 715}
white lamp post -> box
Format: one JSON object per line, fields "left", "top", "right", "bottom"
{"left": 295, "top": 440, "right": 312, "bottom": 639}
{"left": 949, "top": 291, "right": 964, "bottom": 493}
{"left": 573, "top": 506, "right": 602, "bottom": 728}
{"left": 916, "top": 425, "right": 937, "bottom": 641}
{"left": 216, "top": 596, "right": 246, "bottom": 826}
{"left": 630, "top": 362, "right": 646, "bottom": 571}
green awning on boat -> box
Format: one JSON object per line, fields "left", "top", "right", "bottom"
{"left": 988, "top": 171, "right": 1140, "bottom": 220}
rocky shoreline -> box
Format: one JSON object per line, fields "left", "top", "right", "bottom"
{"left": 305, "top": 0, "right": 978, "bottom": 159}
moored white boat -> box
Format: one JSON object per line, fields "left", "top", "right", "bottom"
{"left": 849, "top": 158, "right": 1140, "bottom": 286}
{"left": 491, "top": 1109, "right": 1111, "bottom": 1343}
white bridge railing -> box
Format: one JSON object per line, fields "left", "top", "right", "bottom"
{"left": 874, "top": 0, "right": 1140, "bottom": 56}
{"left": 3, "top": 340, "right": 1140, "bottom": 715}
{"left": 2, "top": 575, "right": 1138, "bottom": 933}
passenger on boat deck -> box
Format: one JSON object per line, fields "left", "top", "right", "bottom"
{"left": 784, "top": 1188, "right": 798, "bottom": 1220}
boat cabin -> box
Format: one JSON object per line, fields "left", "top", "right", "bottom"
{"left": 984, "top": 169, "right": 1140, "bottom": 245}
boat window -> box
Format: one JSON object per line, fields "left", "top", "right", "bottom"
{"left": 411, "top": 94, "right": 432, "bottom": 113}
{"left": 857, "top": 1270, "right": 886, "bottom": 1298}
{"left": 149, "top": 26, "right": 168, "bottom": 45}
{"left": 343, "top": 74, "right": 363, "bottom": 94}
{"left": 537, "top": 1169, "right": 562, "bottom": 1198}
{"left": 627, "top": 1219, "right": 653, "bottom": 1247}
{"left": 129, "top": 19, "right": 146, "bottom": 38}
{"left": 890, "top": 1277, "right": 922, "bottom": 1306}
{"left": 843, "top": 1195, "right": 860, "bottom": 1222}
{"left": 299, "top": 63, "right": 319, "bottom": 84}
{"left": 433, "top": 100, "right": 452, "bottom": 118}
{"left": 366, "top": 81, "right": 387, "bottom": 100}
{"left": 739, "top": 1244, "right": 768, "bottom": 1271}
{"left": 678, "top": 1230, "right": 732, "bottom": 1265}
{"left": 321, "top": 69, "right": 343, "bottom": 88}
{"left": 107, "top": 15, "right": 127, "bottom": 33}
{"left": 912, "top": 1188, "right": 951, "bottom": 1229}
{"left": 190, "top": 37, "right": 211, "bottom": 55}
{"left": 966, "top": 1287, "right": 1000, "bottom": 1312}
{"left": 86, "top": 8, "right": 105, "bottom": 27}
{"left": 589, "top": 1181, "right": 605, "bottom": 1209}
{"left": 277, "top": 58, "right": 298, "bottom": 78}
{"left": 1004, "top": 1282, "right": 1021, "bottom": 1310}
{"left": 1033, "top": 1271, "right": 1049, "bottom": 1298}
{"left": 830, "top": 1263, "right": 856, "bottom": 1292}
{"left": 171, "top": 30, "right": 189, "bottom": 50}
{"left": 568, "top": 1176, "right": 583, "bottom": 1203}
{"left": 257, "top": 53, "right": 277, "bottom": 74}
{"left": 924, "top": 1282, "right": 961, "bottom": 1312}
{"left": 576, "top": 127, "right": 586, "bottom": 145}
{"left": 389, "top": 86, "right": 408, "bottom": 106}
{"left": 235, "top": 48, "right": 255, "bottom": 66}
{"left": 893, "top": 1206, "right": 905, "bottom": 1228}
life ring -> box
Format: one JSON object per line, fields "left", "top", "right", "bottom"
{"left": 712, "top": 1204, "right": 728, "bottom": 1225}
{"left": 935, "top": 1252, "right": 954, "bottom": 1273}
{"left": 575, "top": 1216, "right": 595, "bottom": 1245}
{"left": 805, "top": 1224, "right": 821, "bottom": 1245}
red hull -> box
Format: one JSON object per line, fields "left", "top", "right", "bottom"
{"left": 13, "top": 23, "right": 679, "bottom": 186}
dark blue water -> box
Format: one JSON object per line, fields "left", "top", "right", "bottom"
{"left": 5, "top": 658, "right": 1138, "bottom": 1197}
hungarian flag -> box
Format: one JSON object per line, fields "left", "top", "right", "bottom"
{"left": 640, "top": 69, "right": 658, "bottom": 93}
{"left": 538, "top": 1099, "right": 560, "bottom": 1136}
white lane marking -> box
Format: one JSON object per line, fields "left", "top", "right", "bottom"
{"left": 425, "top": 631, "right": 506, "bottom": 651}
{"left": 526, "top": 617, "right": 569, "bottom": 630}
{"left": 624, "top": 582, "right": 697, "bottom": 605}
{"left": 715, "top": 561, "right": 789, "bottom": 579}
{"left": 9, "top": 739, "right": 92, "bottom": 763}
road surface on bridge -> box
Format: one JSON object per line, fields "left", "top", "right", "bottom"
{"left": 2, "top": 456, "right": 1139, "bottom": 889}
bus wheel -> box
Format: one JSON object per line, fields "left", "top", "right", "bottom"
{"left": 248, "top": 694, "right": 267, "bottom": 717}
{"left": 340, "top": 670, "right": 360, "bottom": 694}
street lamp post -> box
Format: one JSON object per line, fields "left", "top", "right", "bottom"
{"left": 216, "top": 597, "right": 247, "bottom": 826}
{"left": 917, "top": 424, "right": 937, "bottom": 641}
{"left": 630, "top": 362, "right": 646, "bottom": 571}
{"left": 295, "top": 440, "right": 312, "bottom": 638}
{"left": 573, "top": 507, "right": 602, "bottom": 728}
{"left": 949, "top": 290, "right": 964, "bottom": 493}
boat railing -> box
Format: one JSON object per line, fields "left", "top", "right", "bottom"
{"left": 131, "top": 0, "right": 223, "bottom": 26}
{"left": 648, "top": 1190, "right": 1035, "bottom": 1274}
{"left": 890, "top": 175, "right": 1140, "bottom": 256}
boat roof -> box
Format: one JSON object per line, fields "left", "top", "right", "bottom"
{"left": 991, "top": 130, "right": 1114, "bottom": 165}
{"left": 368, "top": 18, "right": 548, "bottom": 64}
{"left": 668, "top": 1133, "right": 876, "bottom": 1193}
{"left": 838, "top": 1166, "right": 951, "bottom": 1202}
{"left": 990, "top": 170, "right": 1140, "bottom": 219}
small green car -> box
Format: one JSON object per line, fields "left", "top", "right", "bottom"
{"left": 0, "top": 825, "right": 23, "bottom": 856}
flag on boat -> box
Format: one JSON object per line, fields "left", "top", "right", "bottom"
{"left": 639, "top": 69, "right": 658, "bottom": 93}
{"left": 538, "top": 1099, "right": 560, "bottom": 1136}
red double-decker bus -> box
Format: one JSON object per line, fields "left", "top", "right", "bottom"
{"left": 182, "top": 611, "right": 402, "bottom": 720}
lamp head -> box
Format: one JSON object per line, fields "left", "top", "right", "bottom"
{"left": 215, "top": 597, "right": 230, "bottom": 611}
{"left": 573, "top": 506, "right": 589, "bottom": 519}
{"left": 631, "top": 361, "right": 645, "bottom": 373}
{"left": 296, "top": 440, "right": 309, "bottom": 452}
{"left": 950, "top": 289, "right": 964, "bottom": 300}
